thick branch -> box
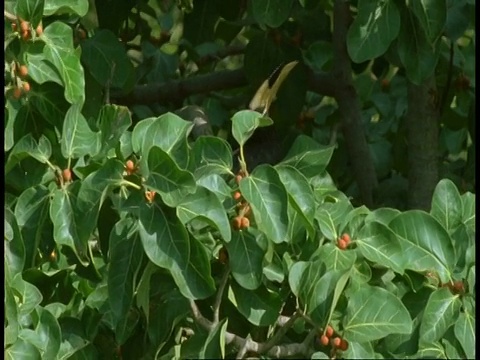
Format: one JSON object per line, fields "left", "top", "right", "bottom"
{"left": 189, "top": 300, "right": 315, "bottom": 358}
{"left": 332, "top": 0, "right": 378, "bottom": 207}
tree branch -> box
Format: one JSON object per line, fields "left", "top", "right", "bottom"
{"left": 332, "top": 0, "right": 378, "bottom": 207}
{"left": 213, "top": 267, "right": 230, "bottom": 325}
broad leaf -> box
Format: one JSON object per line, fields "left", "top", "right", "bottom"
{"left": 252, "top": 0, "right": 294, "bottom": 28}
{"left": 231, "top": 110, "right": 273, "bottom": 147}
{"left": 430, "top": 178, "right": 462, "bottom": 233}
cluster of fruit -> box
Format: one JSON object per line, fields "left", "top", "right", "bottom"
{"left": 319, "top": 325, "right": 349, "bottom": 351}
{"left": 11, "top": 63, "right": 31, "bottom": 99}
{"left": 337, "top": 233, "right": 351, "bottom": 250}
{"left": 123, "top": 159, "right": 156, "bottom": 204}
{"left": 231, "top": 171, "right": 251, "bottom": 230}
{"left": 12, "top": 18, "right": 43, "bottom": 41}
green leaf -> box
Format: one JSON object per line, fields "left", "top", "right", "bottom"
{"left": 177, "top": 186, "right": 231, "bottom": 242}
{"left": 14, "top": 185, "right": 51, "bottom": 268}
{"left": 347, "top": 0, "right": 400, "bottom": 63}
{"left": 5, "top": 99, "right": 22, "bottom": 151}
{"left": 343, "top": 285, "right": 413, "bottom": 342}
{"left": 35, "top": 307, "right": 61, "bottom": 359}
{"left": 11, "top": 275, "right": 43, "bottom": 317}
{"left": 42, "top": 22, "right": 85, "bottom": 104}
{"left": 461, "top": 191, "right": 475, "bottom": 233}
{"left": 388, "top": 210, "right": 456, "bottom": 283}
{"left": 228, "top": 282, "right": 283, "bottom": 326}
{"left": 61, "top": 104, "right": 101, "bottom": 159}
{"left": 5, "top": 338, "right": 42, "bottom": 360}
{"left": 239, "top": 165, "right": 289, "bottom": 243}
{"left": 275, "top": 165, "right": 315, "bottom": 239}
{"left": 6, "top": 134, "right": 52, "bottom": 173}
{"left": 81, "top": 30, "right": 134, "bottom": 88}
{"left": 316, "top": 209, "right": 337, "bottom": 241}
{"left": 430, "top": 179, "right": 463, "bottom": 233}
{"left": 357, "top": 221, "right": 406, "bottom": 274}
{"left": 199, "top": 319, "right": 229, "bottom": 359}
{"left": 231, "top": 110, "right": 273, "bottom": 147}
{"left": 16, "top": 0, "right": 45, "bottom": 27}
{"left": 279, "top": 135, "right": 335, "bottom": 178}
{"left": 131, "top": 113, "right": 193, "bottom": 158}
{"left": 5, "top": 284, "right": 19, "bottom": 346}
{"left": 49, "top": 182, "right": 89, "bottom": 265}
{"left": 397, "top": 5, "right": 440, "bottom": 84}
{"left": 191, "top": 136, "right": 233, "bottom": 178}
{"left": 315, "top": 243, "right": 357, "bottom": 272}
{"left": 5, "top": 207, "right": 25, "bottom": 283}
{"left": 409, "top": 0, "right": 446, "bottom": 44}
{"left": 454, "top": 310, "right": 475, "bottom": 359}
{"left": 43, "top": 0, "right": 89, "bottom": 16}
{"left": 225, "top": 230, "right": 266, "bottom": 290}
{"left": 145, "top": 146, "right": 197, "bottom": 207}
{"left": 419, "top": 287, "right": 461, "bottom": 346}
{"left": 96, "top": 105, "right": 132, "bottom": 157}
{"left": 25, "top": 51, "right": 63, "bottom": 86}
{"left": 108, "top": 218, "right": 144, "bottom": 328}
{"left": 252, "top": 0, "right": 294, "bottom": 28}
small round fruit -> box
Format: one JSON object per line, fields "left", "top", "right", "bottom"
{"left": 337, "top": 238, "right": 347, "bottom": 250}
{"left": 233, "top": 191, "right": 242, "bottom": 201}
{"left": 325, "top": 325, "right": 334, "bottom": 338}
{"left": 452, "top": 280, "right": 465, "bottom": 294}
{"left": 235, "top": 175, "right": 243, "bottom": 184}
{"left": 125, "top": 159, "right": 135, "bottom": 174}
{"left": 62, "top": 168, "right": 72, "bottom": 182}
{"left": 145, "top": 190, "right": 156, "bottom": 203}
{"left": 331, "top": 337, "right": 342, "bottom": 348}
{"left": 21, "top": 30, "right": 31, "bottom": 41}
{"left": 18, "top": 65, "right": 28, "bottom": 77}
{"left": 341, "top": 233, "right": 351, "bottom": 244}
{"left": 241, "top": 216, "right": 250, "bottom": 229}
{"left": 339, "top": 339, "right": 349, "bottom": 351}
{"left": 232, "top": 216, "right": 242, "bottom": 230}
{"left": 20, "top": 21, "right": 29, "bottom": 32}
{"left": 13, "top": 87, "right": 22, "bottom": 99}
{"left": 36, "top": 24, "right": 43, "bottom": 36}
{"left": 23, "top": 82, "right": 31, "bottom": 92}
{"left": 320, "top": 334, "right": 329, "bottom": 346}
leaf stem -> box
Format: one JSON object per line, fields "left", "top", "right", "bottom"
{"left": 213, "top": 267, "right": 230, "bottom": 325}
{"left": 118, "top": 179, "right": 142, "bottom": 190}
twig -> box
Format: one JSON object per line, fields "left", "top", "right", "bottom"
{"left": 236, "top": 334, "right": 252, "bottom": 359}
{"left": 213, "top": 267, "right": 230, "bottom": 325}
{"left": 260, "top": 311, "right": 301, "bottom": 354}
{"left": 4, "top": 10, "right": 16, "bottom": 22}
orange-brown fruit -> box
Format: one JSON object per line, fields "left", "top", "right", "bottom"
{"left": 13, "top": 87, "right": 22, "bottom": 99}
{"left": 381, "top": 78, "right": 390, "bottom": 92}
{"left": 21, "top": 30, "right": 31, "bottom": 41}
{"left": 36, "top": 24, "right": 43, "bottom": 36}
{"left": 241, "top": 216, "right": 250, "bottom": 229}
{"left": 20, "top": 21, "right": 30, "bottom": 32}
{"left": 125, "top": 159, "right": 136, "bottom": 174}
{"left": 451, "top": 280, "right": 465, "bottom": 294}
{"left": 339, "top": 339, "right": 349, "bottom": 351}
{"left": 18, "top": 65, "right": 28, "bottom": 77}
{"left": 341, "top": 233, "right": 351, "bottom": 244}
{"left": 23, "top": 82, "right": 31, "bottom": 92}
{"left": 145, "top": 190, "right": 156, "bottom": 203}
{"left": 62, "top": 168, "right": 72, "bottom": 182}
{"left": 337, "top": 238, "right": 347, "bottom": 250}
{"left": 325, "top": 325, "right": 334, "bottom": 338}
{"left": 320, "top": 334, "right": 329, "bottom": 346}
{"left": 232, "top": 216, "right": 242, "bottom": 230}
{"left": 235, "top": 174, "right": 243, "bottom": 184}
{"left": 331, "top": 337, "right": 342, "bottom": 348}
{"left": 233, "top": 191, "right": 242, "bottom": 201}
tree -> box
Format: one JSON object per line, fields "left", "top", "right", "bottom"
{"left": 4, "top": 0, "right": 475, "bottom": 359}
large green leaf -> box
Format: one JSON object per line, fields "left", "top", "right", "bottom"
{"left": 231, "top": 110, "right": 273, "bottom": 147}
{"left": 25, "top": 52, "right": 63, "bottom": 86}
{"left": 357, "top": 221, "right": 406, "bottom": 274}
{"left": 14, "top": 185, "right": 51, "bottom": 268}
{"left": 275, "top": 165, "right": 315, "bottom": 239}
{"left": 315, "top": 243, "right": 357, "bottom": 272}
{"left": 347, "top": 0, "right": 400, "bottom": 63}
{"left": 409, "top": 0, "right": 446, "bottom": 44}
{"left": 430, "top": 179, "right": 462, "bottom": 233}
{"left": 225, "top": 230, "right": 266, "bottom": 290}
{"left": 144, "top": 146, "right": 197, "bottom": 207}
{"left": 454, "top": 309, "right": 475, "bottom": 359}
{"left": 228, "top": 282, "right": 283, "bottom": 326}
{"left": 5, "top": 338, "right": 42, "bottom": 360}
{"left": 11, "top": 275, "right": 43, "bottom": 317}
{"left": 191, "top": 136, "right": 233, "bottom": 178}
{"left": 16, "top": 0, "right": 44, "bottom": 27}
{"left": 6, "top": 134, "right": 52, "bottom": 173}
{"left": 108, "top": 219, "right": 144, "bottom": 328}
{"left": 81, "top": 30, "right": 134, "bottom": 88}
{"left": 279, "top": 135, "right": 335, "bottom": 178}
{"left": 61, "top": 104, "right": 101, "bottom": 159}
{"left": 343, "top": 285, "right": 413, "bottom": 342}
{"left": 131, "top": 113, "right": 193, "bottom": 163}
{"left": 96, "top": 105, "right": 132, "bottom": 157}
{"left": 177, "top": 186, "right": 231, "bottom": 242}
{"left": 251, "top": 0, "right": 294, "bottom": 28}
{"left": 43, "top": 0, "right": 89, "bottom": 16}
{"left": 419, "top": 288, "right": 461, "bottom": 346}
{"left": 396, "top": 5, "right": 440, "bottom": 84}
{"left": 42, "top": 22, "right": 85, "bottom": 104}
{"left": 388, "top": 210, "right": 456, "bottom": 284}
{"left": 34, "top": 307, "right": 61, "bottom": 359}
{"left": 5, "top": 208, "right": 25, "bottom": 283}
{"left": 239, "top": 165, "right": 289, "bottom": 243}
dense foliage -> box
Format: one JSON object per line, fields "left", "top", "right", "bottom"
{"left": 4, "top": 0, "right": 475, "bottom": 359}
